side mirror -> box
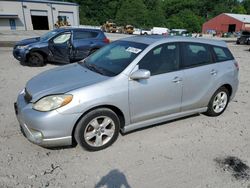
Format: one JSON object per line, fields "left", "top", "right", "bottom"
{"left": 130, "top": 69, "right": 151, "bottom": 80}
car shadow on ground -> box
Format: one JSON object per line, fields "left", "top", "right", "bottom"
{"left": 95, "top": 169, "right": 131, "bottom": 188}
{"left": 42, "top": 114, "right": 201, "bottom": 151}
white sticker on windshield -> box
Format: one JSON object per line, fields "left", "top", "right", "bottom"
{"left": 126, "top": 47, "right": 142, "bottom": 54}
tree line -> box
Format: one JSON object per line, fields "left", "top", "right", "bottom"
{"left": 68, "top": 0, "right": 250, "bottom": 32}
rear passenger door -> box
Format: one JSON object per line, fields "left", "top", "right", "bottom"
{"left": 180, "top": 42, "right": 217, "bottom": 111}
{"left": 72, "top": 31, "right": 99, "bottom": 61}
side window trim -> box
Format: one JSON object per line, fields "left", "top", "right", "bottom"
{"left": 208, "top": 44, "right": 217, "bottom": 63}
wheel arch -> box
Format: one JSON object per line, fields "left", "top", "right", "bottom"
{"left": 221, "top": 84, "right": 232, "bottom": 97}
{"left": 71, "top": 104, "right": 125, "bottom": 143}
{"left": 26, "top": 49, "right": 48, "bottom": 61}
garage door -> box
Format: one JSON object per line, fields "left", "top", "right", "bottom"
{"left": 30, "top": 10, "right": 49, "bottom": 30}
{"left": 59, "top": 11, "right": 75, "bottom": 26}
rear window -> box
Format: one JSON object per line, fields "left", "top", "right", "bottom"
{"left": 212, "top": 46, "right": 234, "bottom": 62}
{"left": 73, "top": 31, "right": 98, "bottom": 40}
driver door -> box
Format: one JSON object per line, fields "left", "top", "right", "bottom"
{"left": 129, "top": 43, "right": 183, "bottom": 123}
{"left": 49, "top": 32, "right": 73, "bottom": 63}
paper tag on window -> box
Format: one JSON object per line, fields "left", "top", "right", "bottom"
{"left": 126, "top": 47, "right": 142, "bottom": 54}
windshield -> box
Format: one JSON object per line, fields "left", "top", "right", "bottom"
{"left": 40, "top": 30, "right": 60, "bottom": 41}
{"left": 80, "top": 41, "right": 148, "bottom": 76}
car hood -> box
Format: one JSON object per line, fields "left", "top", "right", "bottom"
{"left": 15, "top": 37, "right": 40, "bottom": 46}
{"left": 26, "top": 63, "right": 109, "bottom": 102}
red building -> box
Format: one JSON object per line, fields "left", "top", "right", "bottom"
{"left": 202, "top": 13, "right": 250, "bottom": 34}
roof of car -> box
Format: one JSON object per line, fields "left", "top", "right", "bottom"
{"left": 55, "top": 27, "right": 102, "bottom": 33}
{"left": 120, "top": 35, "right": 227, "bottom": 47}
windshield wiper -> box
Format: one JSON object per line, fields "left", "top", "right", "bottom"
{"left": 84, "top": 62, "right": 105, "bottom": 75}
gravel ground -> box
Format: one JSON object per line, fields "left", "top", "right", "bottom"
{"left": 0, "top": 44, "right": 249, "bottom": 188}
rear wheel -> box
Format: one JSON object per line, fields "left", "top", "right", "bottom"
{"left": 205, "top": 87, "right": 229, "bottom": 116}
{"left": 74, "top": 108, "right": 120, "bottom": 151}
{"left": 28, "top": 52, "right": 45, "bottom": 66}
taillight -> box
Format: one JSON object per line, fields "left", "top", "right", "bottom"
{"left": 234, "top": 61, "right": 239, "bottom": 71}
{"left": 103, "top": 38, "right": 110, "bottom": 44}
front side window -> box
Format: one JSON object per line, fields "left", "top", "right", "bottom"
{"left": 53, "top": 33, "right": 71, "bottom": 44}
{"left": 80, "top": 41, "right": 147, "bottom": 76}
{"left": 73, "top": 31, "right": 98, "bottom": 40}
{"left": 181, "top": 43, "right": 212, "bottom": 68}
{"left": 138, "top": 43, "right": 180, "bottom": 76}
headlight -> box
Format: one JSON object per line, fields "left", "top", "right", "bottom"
{"left": 16, "top": 45, "right": 29, "bottom": 49}
{"left": 33, "top": 94, "right": 73, "bottom": 112}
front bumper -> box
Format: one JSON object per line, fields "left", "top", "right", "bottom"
{"left": 13, "top": 47, "right": 29, "bottom": 62}
{"left": 15, "top": 91, "right": 80, "bottom": 147}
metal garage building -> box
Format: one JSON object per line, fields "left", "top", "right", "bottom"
{"left": 0, "top": 0, "right": 79, "bottom": 30}
{"left": 202, "top": 13, "right": 250, "bottom": 34}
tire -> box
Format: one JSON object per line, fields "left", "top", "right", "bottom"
{"left": 28, "top": 52, "right": 45, "bottom": 66}
{"left": 74, "top": 108, "right": 120, "bottom": 151}
{"left": 205, "top": 87, "right": 230, "bottom": 117}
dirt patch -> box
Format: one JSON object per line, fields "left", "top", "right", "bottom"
{"left": 215, "top": 156, "right": 250, "bottom": 181}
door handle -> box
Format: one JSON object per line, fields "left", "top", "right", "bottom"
{"left": 172, "top": 77, "right": 182, "bottom": 83}
{"left": 210, "top": 69, "right": 217, "bottom": 75}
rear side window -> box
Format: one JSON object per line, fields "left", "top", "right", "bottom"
{"left": 212, "top": 46, "right": 234, "bottom": 62}
{"left": 181, "top": 43, "right": 212, "bottom": 68}
{"left": 73, "top": 31, "right": 98, "bottom": 40}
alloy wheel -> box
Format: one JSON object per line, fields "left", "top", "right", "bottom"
{"left": 84, "top": 116, "right": 115, "bottom": 147}
{"left": 212, "top": 91, "right": 228, "bottom": 113}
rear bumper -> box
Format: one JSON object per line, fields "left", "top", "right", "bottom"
{"left": 230, "top": 78, "right": 239, "bottom": 101}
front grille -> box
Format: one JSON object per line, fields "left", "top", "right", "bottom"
{"left": 24, "top": 88, "right": 32, "bottom": 103}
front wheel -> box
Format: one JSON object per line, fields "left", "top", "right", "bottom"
{"left": 28, "top": 52, "right": 45, "bottom": 66}
{"left": 205, "top": 87, "right": 229, "bottom": 116}
{"left": 74, "top": 108, "right": 120, "bottom": 151}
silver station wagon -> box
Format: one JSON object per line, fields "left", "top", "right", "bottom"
{"left": 15, "top": 36, "right": 239, "bottom": 151}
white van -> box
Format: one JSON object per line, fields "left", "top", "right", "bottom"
{"left": 151, "top": 27, "right": 169, "bottom": 35}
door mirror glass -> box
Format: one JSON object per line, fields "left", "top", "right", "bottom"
{"left": 130, "top": 69, "right": 150, "bottom": 80}
{"left": 53, "top": 33, "right": 71, "bottom": 44}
